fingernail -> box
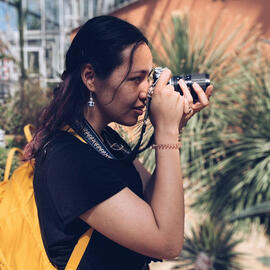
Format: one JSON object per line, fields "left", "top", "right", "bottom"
{"left": 193, "top": 82, "right": 199, "bottom": 88}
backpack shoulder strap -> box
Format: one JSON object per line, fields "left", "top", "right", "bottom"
{"left": 62, "top": 126, "right": 94, "bottom": 269}
{"left": 24, "top": 124, "right": 35, "bottom": 143}
{"left": 3, "top": 147, "right": 23, "bottom": 182}
{"left": 65, "top": 228, "right": 94, "bottom": 270}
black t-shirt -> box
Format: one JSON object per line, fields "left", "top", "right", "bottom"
{"left": 33, "top": 130, "right": 156, "bottom": 270}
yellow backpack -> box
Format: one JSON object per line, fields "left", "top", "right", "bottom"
{"left": 0, "top": 124, "right": 93, "bottom": 270}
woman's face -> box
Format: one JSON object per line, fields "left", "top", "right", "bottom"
{"left": 93, "top": 43, "right": 153, "bottom": 126}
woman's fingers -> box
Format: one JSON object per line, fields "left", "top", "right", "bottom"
{"left": 178, "top": 79, "right": 194, "bottom": 118}
{"left": 177, "top": 82, "right": 213, "bottom": 131}
{"left": 183, "top": 98, "right": 191, "bottom": 114}
{"left": 178, "top": 79, "right": 195, "bottom": 117}
{"left": 178, "top": 79, "right": 193, "bottom": 104}
{"left": 153, "top": 68, "right": 172, "bottom": 93}
{"left": 205, "top": 85, "right": 213, "bottom": 99}
{"left": 192, "top": 82, "right": 209, "bottom": 107}
{"left": 192, "top": 85, "right": 214, "bottom": 111}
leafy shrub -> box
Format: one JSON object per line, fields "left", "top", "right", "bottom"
{"left": 0, "top": 79, "right": 50, "bottom": 135}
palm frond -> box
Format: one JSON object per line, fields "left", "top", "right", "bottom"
{"left": 229, "top": 201, "right": 270, "bottom": 221}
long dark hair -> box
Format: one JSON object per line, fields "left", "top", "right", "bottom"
{"left": 24, "top": 16, "right": 148, "bottom": 159}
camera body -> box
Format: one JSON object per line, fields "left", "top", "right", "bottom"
{"left": 153, "top": 67, "right": 210, "bottom": 103}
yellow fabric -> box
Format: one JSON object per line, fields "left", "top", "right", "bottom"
{"left": 0, "top": 125, "right": 92, "bottom": 270}
{"left": 23, "top": 124, "right": 35, "bottom": 143}
{"left": 3, "top": 148, "right": 23, "bottom": 182}
{"left": 62, "top": 126, "right": 87, "bottom": 144}
{"left": 0, "top": 161, "right": 56, "bottom": 270}
{"left": 65, "top": 228, "right": 94, "bottom": 270}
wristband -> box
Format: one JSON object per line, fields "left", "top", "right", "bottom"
{"left": 151, "top": 142, "right": 182, "bottom": 150}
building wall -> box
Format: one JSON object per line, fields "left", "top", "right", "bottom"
{"left": 110, "top": 0, "right": 270, "bottom": 51}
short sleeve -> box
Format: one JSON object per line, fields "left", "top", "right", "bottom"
{"left": 45, "top": 143, "right": 127, "bottom": 227}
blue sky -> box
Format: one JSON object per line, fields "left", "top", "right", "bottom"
{"left": 0, "top": 2, "right": 18, "bottom": 31}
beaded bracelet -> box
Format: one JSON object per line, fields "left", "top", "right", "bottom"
{"left": 151, "top": 142, "right": 182, "bottom": 150}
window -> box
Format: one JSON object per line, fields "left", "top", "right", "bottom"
{"left": 45, "top": 0, "right": 59, "bottom": 31}
{"left": 26, "top": 0, "right": 41, "bottom": 30}
{"left": 27, "top": 51, "right": 39, "bottom": 74}
{"left": 27, "top": 40, "right": 41, "bottom": 46}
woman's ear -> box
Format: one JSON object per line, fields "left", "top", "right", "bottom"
{"left": 81, "top": 64, "right": 96, "bottom": 92}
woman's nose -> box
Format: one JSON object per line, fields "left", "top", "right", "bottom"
{"left": 139, "top": 80, "right": 149, "bottom": 101}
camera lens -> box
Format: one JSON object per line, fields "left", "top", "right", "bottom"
{"left": 171, "top": 74, "right": 210, "bottom": 103}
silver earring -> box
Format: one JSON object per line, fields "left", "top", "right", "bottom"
{"left": 88, "top": 91, "right": 95, "bottom": 107}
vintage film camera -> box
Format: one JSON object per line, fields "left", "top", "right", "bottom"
{"left": 153, "top": 67, "right": 210, "bottom": 103}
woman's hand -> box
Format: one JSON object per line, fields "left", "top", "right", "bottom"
{"left": 149, "top": 68, "right": 185, "bottom": 135}
{"left": 178, "top": 79, "right": 213, "bottom": 131}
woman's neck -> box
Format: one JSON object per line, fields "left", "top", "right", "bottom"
{"left": 84, "top": 107, "right": 109, "bottom": 140}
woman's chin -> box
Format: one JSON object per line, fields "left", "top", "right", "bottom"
{"left": 117, "top": 117, "right": 139, "bottom": 127}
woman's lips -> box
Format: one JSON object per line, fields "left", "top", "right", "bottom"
{"left": 133, "top": 107, "right": 144, "bottom": 115}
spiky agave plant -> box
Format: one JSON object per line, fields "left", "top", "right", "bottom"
{"left": 189, "top": 52, "right": 270, "bottom": 229}
{"left": 229, "top": 201, "right": 270, "bottom": 222}
{"left": 172, "top": 219, "right": 244, "bottom": 270}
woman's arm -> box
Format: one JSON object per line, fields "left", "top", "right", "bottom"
{"left": 133, "top": 158, "right": 155, "bottom": 202}
{"left": 80, "top": 132, "right": 184, "bottom": 260}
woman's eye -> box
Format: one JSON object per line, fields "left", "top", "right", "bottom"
{"left": 129, "top": 77, "right": 141, "bottom": 84}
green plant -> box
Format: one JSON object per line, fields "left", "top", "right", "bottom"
{"left": 189, "top": 54, "right": 270, "bottom": 227}
{"left": 0, "top": 78, "right": 50, "bottom": 135}
{"left": 229, "top": 201, "right": 270, "bottom": 268}
{"left": 172, "top": 218, "right": 244, "bottom": 270}
{"left": 229, "top": 201, "right": 270, "bottom": 222}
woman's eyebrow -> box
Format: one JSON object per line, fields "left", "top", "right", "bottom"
{"left": 131, "top": 68, "right": 153, "bottom": 75}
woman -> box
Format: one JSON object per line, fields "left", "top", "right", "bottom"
{"left": 25, "top": 16, "right": 213, "bottom": 270}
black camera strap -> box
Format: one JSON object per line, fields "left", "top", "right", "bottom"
{"left": 69, "top": 117, "right": 117, "bottom": 159}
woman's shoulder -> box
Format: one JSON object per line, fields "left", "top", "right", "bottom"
{"left": 42, "top": 131, "right": 102, "bottom": 165}
{"left": 49, "top": 130, "right": 89, "bottom": 150}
